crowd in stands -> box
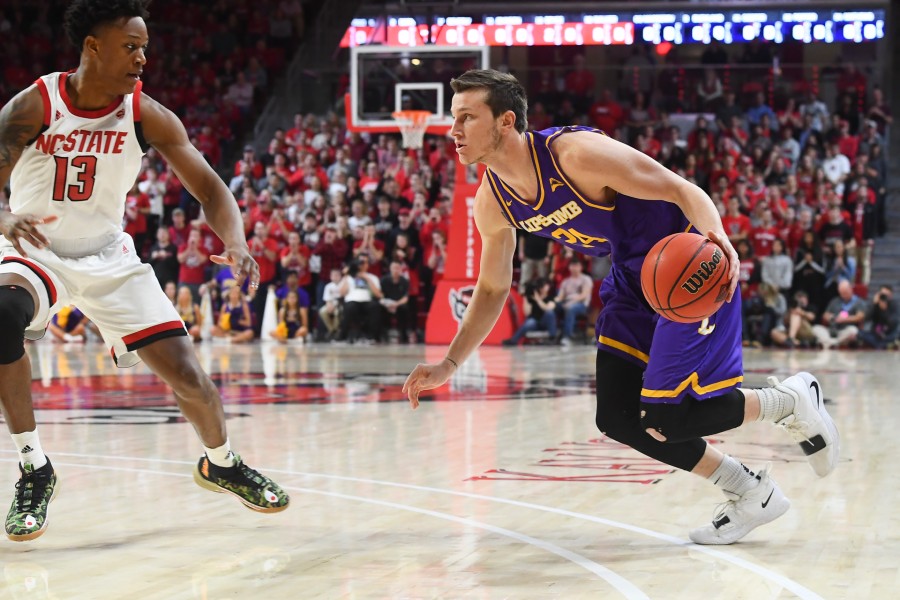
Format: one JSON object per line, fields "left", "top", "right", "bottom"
{"left": 512, "top": 46, "right": 894, "bottom": 349}
{"left": 0, "top": 0, "right": 303, "bottom": 164}
{"left": 0, "top": 6, "right": 894, "bottom": 349}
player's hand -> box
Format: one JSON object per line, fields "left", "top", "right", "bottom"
{"left": 0, "top": 214, "right": 58, "bottom": 257}
{"left": 402, "top": 359, "right": 456, "bottom": 410}
{"left": 211, "top": 246, "right": 260, "bottom": 289}
{"left": 707, "top": 230, "right": 739, "bottom": 303}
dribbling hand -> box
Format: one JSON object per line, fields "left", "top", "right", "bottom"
{"left": 402, "top": 360, "right": 456, "bottom": 409}
{"left": 706, "top": 230, "right": 740, "bottom": 303}
{"left": 211, "top": 246, "right": 261, "bottom": 290}
{"left": 0, "top": 214, "right": 58, "bottom": 257}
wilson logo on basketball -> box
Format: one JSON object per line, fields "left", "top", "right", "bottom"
{"left": 680, "top": 248, "right": 723, "bottom": 295}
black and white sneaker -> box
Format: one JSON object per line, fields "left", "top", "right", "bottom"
{"left": 769, "top": 372, "right": 840, "bottom": 477}
{"left": 690, "top": 465, "right": 790, "bottom": 545}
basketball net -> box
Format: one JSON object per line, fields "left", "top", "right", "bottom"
{"left": 392, "top": 110, "right": 432, "bottom": 149}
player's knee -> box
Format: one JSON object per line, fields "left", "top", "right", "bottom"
{"left": 0, "top": 286, "right": 36, "bottom": 365}
{"left": 595, "top": 410, "right": 639, "bottom": 445}
{"left": 640, "top": 402, "right": 690, "bottom": 443}
{"left": 170, "top": 363, "right": 213, "bottom": 398}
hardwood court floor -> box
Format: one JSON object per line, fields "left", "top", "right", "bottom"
{"left": 0, "top": 341, "right": 894, "bottom": 599}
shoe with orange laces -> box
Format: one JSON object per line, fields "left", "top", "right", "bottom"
{"left": 193, "top": 454, "right": 289, "bottom": 513}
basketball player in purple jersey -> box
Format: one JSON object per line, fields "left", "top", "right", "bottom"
{"left": 0, "top": 0, "right": 288, "bottom": 542}
{"left": 404, "top": 70, "right": 839, "bottom": 544}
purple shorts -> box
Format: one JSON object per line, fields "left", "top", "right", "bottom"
{"left": 595, "top": 266, "right": 744, "bottom": 404}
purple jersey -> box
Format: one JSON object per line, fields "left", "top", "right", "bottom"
{"left": 486, "top": 126, "right": 742, "bottom": 403}
{"left": 486, "top": 126, "right": 690, "bottom": 273}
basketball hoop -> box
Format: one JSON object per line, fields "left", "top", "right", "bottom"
{"left": 392, "top": 110, "right": 432, "bottom": 149}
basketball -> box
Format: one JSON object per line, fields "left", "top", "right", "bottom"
{"left": 640, "top": 233, "right": 730, "bottom": 323}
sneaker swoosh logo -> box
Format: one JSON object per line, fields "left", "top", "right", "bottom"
{"left": 809, "top": 381, "right": 820, "bottom": 408}
{"left": 800, "top": 434, "right": 827, "bottom": 456}
{"left": 761, "top": 489, "right": 775, "bottom": 509}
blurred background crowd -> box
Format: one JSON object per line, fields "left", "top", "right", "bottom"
{"left": 0, "top": 0, "right": 895, "bottom": 350}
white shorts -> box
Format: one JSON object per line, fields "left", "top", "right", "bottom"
{"left": 0, "top": 232, "right": 186, "bottom": 368}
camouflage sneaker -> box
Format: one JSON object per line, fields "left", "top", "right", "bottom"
{"left": 6, "top": 460, "right": 58, "bottom": 542}
{"left": 193, "top": 454, "right": 289, "bottom": 513}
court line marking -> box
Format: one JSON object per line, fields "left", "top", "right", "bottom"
{"left": 5, "top": 450, "right": 823, "bottom": 600}
{"left": 49, "top": 460, "right": 648, "bottom": 600}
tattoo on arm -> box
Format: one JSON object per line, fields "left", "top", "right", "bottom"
{"left": 0, "top": 91, "right": 41, "bottom": 182}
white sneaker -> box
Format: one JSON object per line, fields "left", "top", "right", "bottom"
{"left": 689, "top": 466, "right": 790, "bottom": 545}
{"left": 768, "top": 372, "right": 840, "bottom": 477}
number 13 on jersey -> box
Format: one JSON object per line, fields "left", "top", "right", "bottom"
{"left": 53, "top": 155, "right": 97, "bottom": 202}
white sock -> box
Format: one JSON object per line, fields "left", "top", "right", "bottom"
{"left": 709, "top": 455, "right": 760, "bottom": 496}
{"left": 204, "top": 439, "right": 236, "bottom": 468}
{"left": 11, "top": 430, "right": 48, "bottom": 470}
{"left": 755, "top": 386, "right": 795, "bottom": 423}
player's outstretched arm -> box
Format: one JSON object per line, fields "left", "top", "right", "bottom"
{"left": 0, "top": 86, "right": 59, "bottom": 256}
{"left": 140, "top": 94, "right": 259, "bottom": 288}
{"left": 402, "top": 183, "right": 516, "bottom": 409}
{"left": 561, "top": 132, "right": 739, "bottom": 302}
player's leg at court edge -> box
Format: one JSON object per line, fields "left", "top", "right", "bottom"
{"left": 0, "top": 275, "right": 58, "bottom": 541}
{"left": 137, "top": 337, "right": 289, "bottom": 513}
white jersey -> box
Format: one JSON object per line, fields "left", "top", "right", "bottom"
{"left": 9, "top": 71, "right": 146, "bottom": 250}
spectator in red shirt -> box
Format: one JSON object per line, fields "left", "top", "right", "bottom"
{"left": 745, "top": 171, "right": 768, "bottom": 210}
{"left": 358, "top": 161, "right": 381, "bottom": 194}
{"left": 195, "top": 124, "right": 221, "bottom": 167}
{"left": 280, "top": 231, "right": 312, "bottom": 287}
{"left": 588, "top": 89, "right": 624, "bottom": 135}
{"left": 836, "top": 120, "right": 860, "bottom": 160}
{"left": 249, "top": 222, "right": 279, "bottom": 284}
{"left": 419, "top": 206, "right": 449, "bottom": 263}
{"left": 847, "top": 177, "right": 876, "bottom": 208}
{"left": 248, "top": 191, "right": 276, "bottom": 232}
{"left": 313, "top": 227, "right": 350, "bottom": 303}
{"left": 722, "top": 198, "right": 752, "bottom": 244}
{"left": 736, "top": 239, "right": 762, "bottom": 301}
{"left": 635, "top": 125, "right": 661, "bottom": 159}
{"left": 168, "top": 208, "right": 191, "bottom": 247}
{"left": 234, "top": 145, "right": 264, "bottom": 180}
{"left": 836, "top": 63, "right": 867, "bottom": 99}
{"left": 687, "top": 116, "right": 715, "bottom": 153}
{"left": 267, "top": 206, "right": 294, "bottom": 247}
{"left": 177, "top": 229, "right": 209, "bottom": 301}
{"left": 784, "top": 206, "right": 813, "bottom": 256}
{"left": 248, "top": 222, "right": 280, "bottom": 336}
{"left": 285, "top": 112, "right": 307, "bottom": 146}
{"left": 564, "top": 54, "right": 595, "bottom": 112}
{"left": 162, "top": 164, "right": 185, "bottom": 223}
{"left": 749, "top": 208, "right": 779, "bottom": 257}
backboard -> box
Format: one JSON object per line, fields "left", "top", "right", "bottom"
{"left": 347, "top": 45, "right": 490, "bottom": 134}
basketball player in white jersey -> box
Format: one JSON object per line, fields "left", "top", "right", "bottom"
{"left": 0, "top": 0, "right": 288, "bottom": 541}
